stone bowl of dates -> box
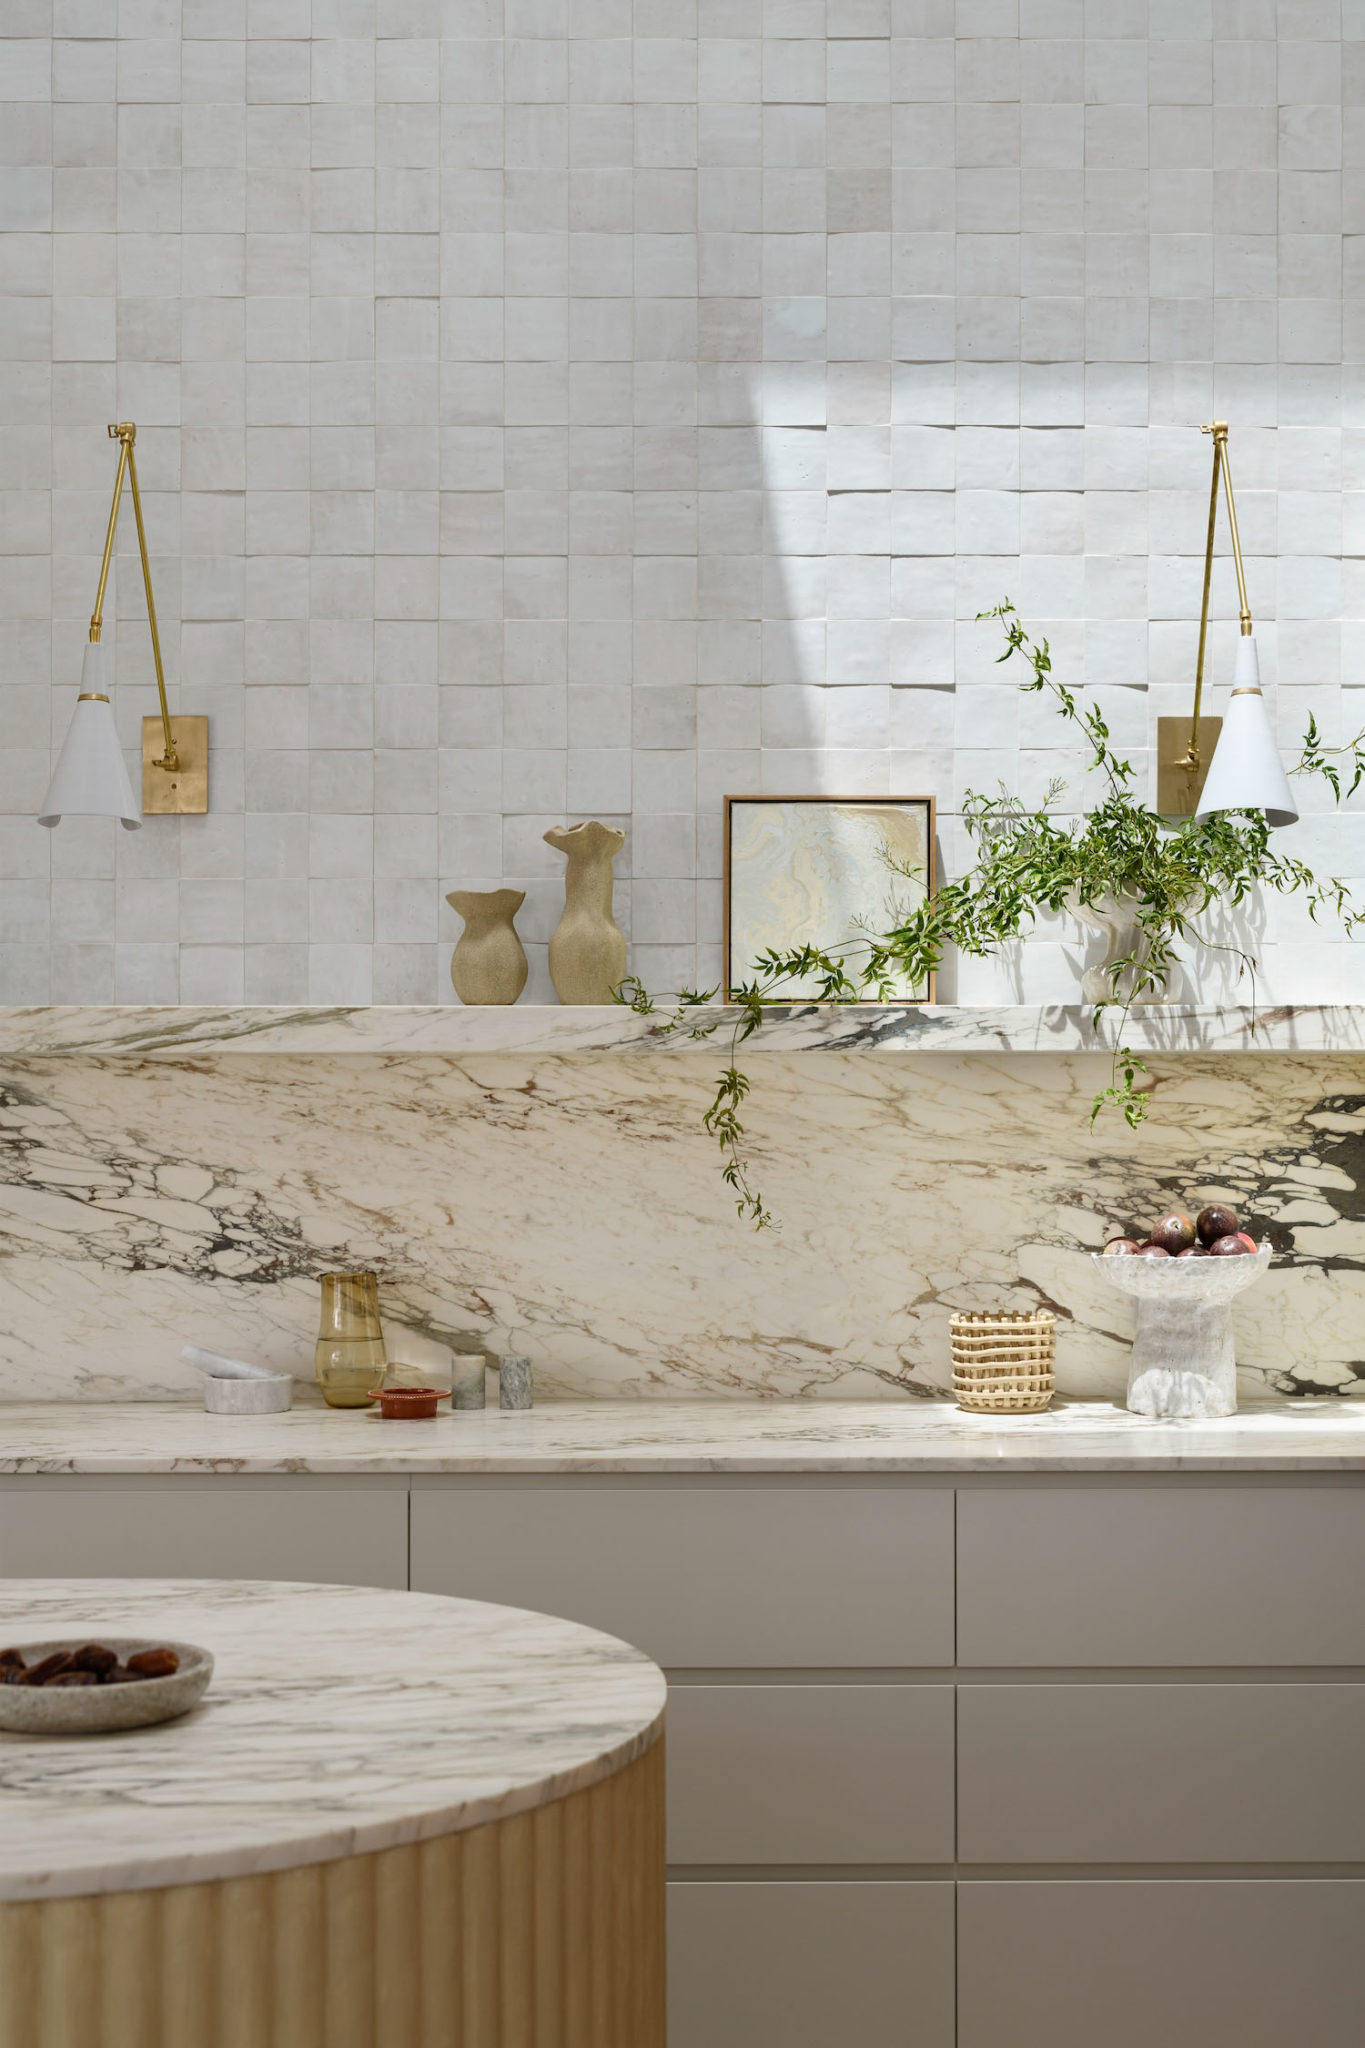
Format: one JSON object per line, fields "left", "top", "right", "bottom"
{"left": 0, "top": 1639, "right": 213, "bottom": 1736}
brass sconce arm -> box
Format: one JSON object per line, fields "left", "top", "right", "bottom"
{"left": 90, "top": 423, "right": 179, "bottom": 773}
{"left": 1181, "top": 422, "right": 1253, "bottom": 776}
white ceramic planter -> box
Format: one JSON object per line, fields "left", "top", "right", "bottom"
{"left": 1093, "top": 1247, "right": 1272, "bottom": 1418}
{"left": 1066, "top": 890, "right": 1175, "bottom": 1004}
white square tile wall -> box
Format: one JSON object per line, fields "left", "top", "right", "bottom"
{"left": 2, "top": 0, "right": 1363, "bottom": 1005}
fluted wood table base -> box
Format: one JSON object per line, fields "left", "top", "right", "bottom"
{"left": 0, "top": 1740, "right": 664, "bottom": 2048}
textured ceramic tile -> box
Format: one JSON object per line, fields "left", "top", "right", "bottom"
{"left": 2, "top": 3, "right": 1362, "bottom": 1010}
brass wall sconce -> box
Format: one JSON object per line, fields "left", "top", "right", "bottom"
{"left": 39, "top": 423, "right": 207, "bottom": 831}
{"left": 1158, "top": 423, "right": 1297, "bottom": 825}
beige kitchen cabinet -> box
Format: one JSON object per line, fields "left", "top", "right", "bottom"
{"left": 958, "top": 1881, "right": 1365, "bottom": 2048}
{"left": 670, "top": 1881, "right": 954, "bottom": 2048}
{"left": 666, "top": 1683, "right": 954, "bottom": 1865}
{"left": 959, "top": 1683, "right": 1365, "bottom": 1865}
{"left": 409, "top": 1482, "right": 953, "bottom": 1667}
{"left": 957, "top": 1486, "right": 1365, "bottom": 1666}
{"left": 0, "top": 1480, "right": 408, "bottom": 1590}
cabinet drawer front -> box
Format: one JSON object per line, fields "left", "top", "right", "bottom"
{"left": 666, "top": 1684, "right": 954, "bottom": 1866}
{"left": 0, "top": 1488, "right": 408, "bottom": 1591}
{"left": 958, "top": 1489, "right": 1365, "bottom": 1667}
{"left": 411, "top": 1487, "right": 952, "bottom": 1668}
{"left": 959, "top": 1684, "right": 1365, "bottom": 1865}
{"left": 959, "top": 1881, "right": 1365, "bottom": 2048}
{"left": 670, "top": 1882, "right": 954, "bottom": 2048}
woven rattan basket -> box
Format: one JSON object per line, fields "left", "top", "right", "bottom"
{"left": 949, "top": 1310, "right": 1056, "bottom": 1413}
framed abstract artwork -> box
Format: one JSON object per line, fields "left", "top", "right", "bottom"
{"left": 724, "top": 795, "right": 937, "bottom": 1003}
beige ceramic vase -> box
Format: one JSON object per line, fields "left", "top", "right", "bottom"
{"left": 447, "top": 888, "right": 528, "bottom": 1006}
{"left": 544, "top": 821, "right": 627, "bottom": 1004}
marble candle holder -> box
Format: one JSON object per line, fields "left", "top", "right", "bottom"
{"left": 1094, "top": 1248, "right": 1272, "bottom": 1419}
{"left": 499, "top": 1355, "right": 533, "bottom": 1411}
{"left": 450, "top": 1353, "right": 487, "bottom": 1410}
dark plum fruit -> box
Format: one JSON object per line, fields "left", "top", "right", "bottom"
{"left": 1209, "top": 1233, "right": 1255, "bottom": 1256}
{"left": 1103, "top": 1237, "right": 1143, "bottom": 1256}
{"left": 1196, "top": 1204, "right": 1239, "bottom": 1247}
{"left": 1177, "top": 1244, "right": 1210, "bottom": 1257}
{"left": 1135, "top": 1242, "right": 1171, "bottom": 1257}
{"left": 1149, "top": 1210, "right": 1195, "bottom": 1255}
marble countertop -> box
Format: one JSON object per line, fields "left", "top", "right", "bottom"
{"left": 0, "top": 1578, "right": 665, "bottom": 1903}
{"left": 4, "top": 1398, "right": 1365, "bottom": 1472}
{"left": 1, "top": 1002, "right": 1364, "bottom": 1058}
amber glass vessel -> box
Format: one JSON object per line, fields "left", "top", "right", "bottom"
{"left": 314, "top": 1272, "right": 385, "bottom": 1409}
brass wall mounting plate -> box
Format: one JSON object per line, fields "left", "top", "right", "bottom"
{"left": 1157, "top": 715, "right": 1222, "bottom": 818}
{"left": 142, "top": 715, "right": 209, "bottom": 814}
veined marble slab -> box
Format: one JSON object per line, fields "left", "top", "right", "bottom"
{"left": 0, "top": 1577, "right": 665, "bottom": 1902}
{"left": 1, "top": 1002, "right": 1365, "bottom": 1058}
{"left": 2, "top": 1399, "right": 1365, "bottom": 1473}
{"left": 0, "top": 1039, "right": 1364, "bottom": 1402}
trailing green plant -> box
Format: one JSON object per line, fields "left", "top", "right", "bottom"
{"left": 617, "top": 604, "right": 1365, "bottom": 1227}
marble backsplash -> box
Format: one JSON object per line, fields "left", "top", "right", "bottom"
{"left": 0, "top": 1043, "right": 1361, "bottom": 1404}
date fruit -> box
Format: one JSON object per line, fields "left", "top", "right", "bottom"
{"left": 71, "top": 1644, "right": 118, "bottom": 1678}
{"left": 17, "top": 1653, "right": 74, "bottom": 1687}
{"left": 127, "top": 1648, "right": 179, "bottom": 1679}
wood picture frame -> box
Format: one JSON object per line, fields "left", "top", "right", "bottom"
{"left": 723, "top": 794, "right": 937, "bottom": 1005}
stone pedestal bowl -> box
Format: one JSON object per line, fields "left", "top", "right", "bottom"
{"left": 1093, "top": 1247, "right": 1272, "bottom": 1418}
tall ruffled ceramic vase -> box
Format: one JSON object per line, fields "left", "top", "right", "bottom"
{"left": 447, "top": 888, "right": 528, "bottom": 1006}
{"left": 544, "top": 822, "right": 627, "bottom": 1004}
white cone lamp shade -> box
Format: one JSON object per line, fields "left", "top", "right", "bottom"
{"left": 1193, "top": 635, "right": 1298, "bottom": 829}
{"left": 38, "top": 643, "right": 142, "bottom": 831}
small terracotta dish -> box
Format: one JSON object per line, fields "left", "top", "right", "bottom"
{"left": 367, "top": 1386, "right": 450, "bottom": 1420}
{"left": 0, "top": 1640, "right": 213, "bottom": 1737}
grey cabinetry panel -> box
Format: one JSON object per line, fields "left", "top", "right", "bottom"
{"left": 958, "top": 1488, "right": 1365, "bottom": 1666}
{"left": 667, "top": 1685, "right": 954, "bottom": 1865}
{"left": 959, "top": 1882, "right": 1365, "bottom": 2048}
{"left": 670, "top": 1882, "right": 954, "bottom": 2048}
{"left": 0, "top": 1486, "right": 408, "bottom": 1589}
{"left": 959, "top": 1684, "right": 1365, "bottom": 1864}
{"left": 411, "top": 1486, "right": 953, "bottom": 1668}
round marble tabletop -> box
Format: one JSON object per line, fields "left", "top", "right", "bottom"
{"left": 0, "top": 1578, "right": 666, "bottom": 1904}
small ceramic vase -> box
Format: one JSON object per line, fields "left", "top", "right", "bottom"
{"left": 544, "top": 821, "right": 627, "bottom": 1005}
{"left": 447, "top": 888, "right": 528, "bottom": 1006}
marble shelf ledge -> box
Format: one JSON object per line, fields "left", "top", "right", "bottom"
{"left": 4, "top": 1399, "right": 1365, "bottom": 1474}
{"left": 0, "top": 1002, "right": 1363, "bottom": 1059}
